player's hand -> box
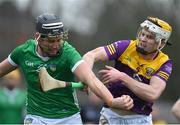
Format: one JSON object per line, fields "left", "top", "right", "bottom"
{"left": 111, "top": 95, "right": 134, "bottom": 110}
{"left": 99, "top": 65, "right": 125, "bottom": 84}
{"left": 79, "top": 85, "right": 89, "bottom": 94}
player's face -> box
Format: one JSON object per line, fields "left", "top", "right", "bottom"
{"left": 38, "top": 35, "right": 63, "bottom": 57}
{"left": 138, "top": 29, "right": 159, "bottom": 53}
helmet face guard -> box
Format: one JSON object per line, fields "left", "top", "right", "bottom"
{"left": 139, "top": 18, "right": 171, "bottom": 44}
{"left": 35, "top": 13, "right": 68, "bottom": 57}
{"left": 36, "top": 13, "right": 68, "bottom": 40}
{"left": 136, "top": 17, "right": 172, "bottom": 54}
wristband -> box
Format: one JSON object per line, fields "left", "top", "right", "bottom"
{"left": 107, "top": 99, "right": 113, "bottom": 107}
{"left": 71, "top": 82, "right": 84, "bottom": 88}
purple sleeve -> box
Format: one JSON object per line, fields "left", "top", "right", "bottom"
{"left": 104, "top": 40, "right": 130, "bottom": 60}
{"left": 154, "top": 60, "right": 173, "bottom": 82}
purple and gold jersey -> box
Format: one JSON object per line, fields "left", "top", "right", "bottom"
{"left": 104, "top": 40, "right": 172, "bottom": 115}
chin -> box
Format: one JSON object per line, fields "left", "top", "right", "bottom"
{"left": 48, "top": 53, "right": 59, "bottom": 57}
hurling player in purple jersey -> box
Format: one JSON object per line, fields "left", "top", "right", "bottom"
{"left": 83, "top": 16, "right": 172, "bottom": 124}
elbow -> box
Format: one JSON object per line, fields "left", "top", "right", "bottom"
{"left": 147, "top": 93, "right": 160, "bottom": 102}
{"left": 148, "top": 97, "right": 157, "bottom": 102}
{"left": 83, "top": 51, "right": 94, "bottom": 60}
{"left": 147, "top": 88, "right": 163, "bottom": 102}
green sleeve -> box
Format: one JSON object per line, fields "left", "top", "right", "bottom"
{"left": 65, "top": 42, "right": 82, "bottom": 70}
{"left": 9, "top": 45, "right": 23, "bottom": 65}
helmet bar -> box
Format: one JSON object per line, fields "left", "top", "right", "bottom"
{"left": 140, "top": 20, "right": 171, "bottom": 41}
{"left": 42, "top": 22, "right": 63, "bottom": 29}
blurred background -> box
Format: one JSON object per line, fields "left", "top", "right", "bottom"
{"left": 0, "top": 0, "right": 179, "bottom": 124}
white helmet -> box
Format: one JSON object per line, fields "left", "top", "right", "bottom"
{"left": 136, "top": 17, "right": 172, "bottom": 54}
{"left": 140, "top": 16, "right": 172, "bottom": 44}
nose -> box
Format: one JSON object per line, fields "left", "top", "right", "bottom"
{"left": 50, "top": 41, "right": 59, "bottom": 48}
{"left": 141, "top": 35, "right": 148, "bottom": 42}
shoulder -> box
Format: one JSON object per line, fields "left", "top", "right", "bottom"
{"left": 62, "top": 41, "right": 79, "bottom": 53}
{"left": 61, "top": 41, "right": 82, "bottom": 64}
{"left": 16, "top": 39, "right": 36, "bottom": 50}
{"left": 113, "top": 40, "right": 131, "bottom": 48}
{"left": 160, "top": 59, "right": 173, "bottom": 73}
{"left": 158, "top": 52, "right": 171, "bottom": 64}
{"left": 63, "top": 41, "right": 74, "bottom": 49}
{"left": 9, "top": 39, "right": 36, "bottom": 65}
{"left": 118, "top": 40, "right": 136, "bottom": 55}
{"left": 103, "top": 39, "right": 131, "bottom": 60}
{"left": 155, "top": 52, "right": 172, "bottom": 72}
{"left": 13, "top": 39, "right": 36, "bottom": 53}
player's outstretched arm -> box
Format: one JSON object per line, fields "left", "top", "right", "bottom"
{"left": 39, "top": 66, "right": 133, "bottom": 110}
{"left": 73, "top": 61, "right": 134, "bottom": 109}
{"left": 39, "top": 67, "right": 84, "bottom": 91}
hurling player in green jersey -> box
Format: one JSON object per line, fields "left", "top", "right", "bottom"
{"left": 0, "top": 13, "right": 133, "bottom": 124}
{"left": 0, "top": 69, "right": 26, "bottom": 124}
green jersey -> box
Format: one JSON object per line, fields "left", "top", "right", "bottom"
{"left": 8, "top": 39, "right": 82, "bottom": 118}
{"left": 0, "top": 88, "right": 26, "bottom": 124}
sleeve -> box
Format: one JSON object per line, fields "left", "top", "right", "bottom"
{"left": 65, "top": 44, "right": 83, "bottom": 72}
{"left": 8, "top": 46, "right": 22, "bottom": 66}
{"left": 103, "top": 40, "right": 130, "bottom": 60}
{"left": 153, "top": 59, "right": 173, "bottom": 82}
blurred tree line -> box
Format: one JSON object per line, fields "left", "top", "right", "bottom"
{"left": 0, "top": 0, "right": 179, "bottom": 102}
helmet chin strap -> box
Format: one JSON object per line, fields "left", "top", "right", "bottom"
{"left": 35, "top": 33, "right": 41, "bottom": 41}
{"left": 157, "top": 40, "right": 166, "bottom": 51}
{"left": 136, "top": 45, "right": 158, "bottom": 55}
{"left": 136, "top": 38, "right": 164, "bottom": 55}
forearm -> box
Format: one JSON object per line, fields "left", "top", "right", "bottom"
{"left": 74, "top": 61, "right": 113, "bottom": 106}
{"left": 83, "top": 69, "right": 113, "bottom": 106}
{"left": 121, "top": 73, "right": 162, "bottom": 102}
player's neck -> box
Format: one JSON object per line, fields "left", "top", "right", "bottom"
{"left": 37, "top": 44, "right": 48, "bottom": 57}
{"left": 139, "top": 51, "right": 159, "bottom": 60}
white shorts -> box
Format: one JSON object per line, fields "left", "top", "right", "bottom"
{"left": 24, "top": 112, "right": 83, "bottom": 124}
{"left": 99, "top": 107, "right": 152, "bottom": 125}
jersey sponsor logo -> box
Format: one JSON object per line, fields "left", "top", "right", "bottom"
{"left": 125, "top": 56, "right": 131, "bottom": 62}
{"left": 145, "top": 67, "right": 155, "bottom": 77}
{"left": 25, "top": 61, "right": 34, "bottom": 67}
